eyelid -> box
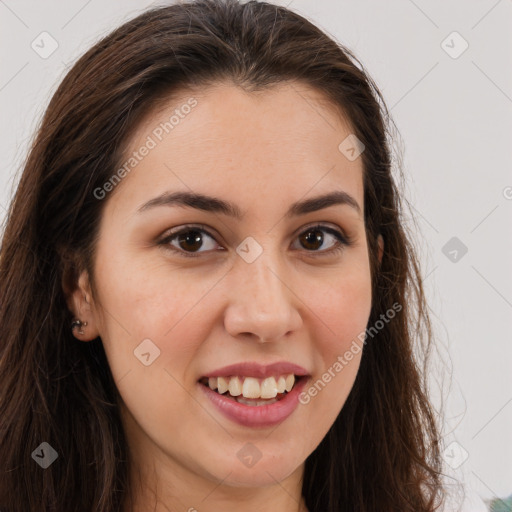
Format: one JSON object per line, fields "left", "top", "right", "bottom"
{"left": 159, "top": 223, "right": 222, "bottom": 244}
{"left": 291, "top": 221, "right": 349, "bottom": 241}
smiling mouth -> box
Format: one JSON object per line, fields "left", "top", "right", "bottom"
{"left": 198, "top": 374, "right": 303, "bottom": 406}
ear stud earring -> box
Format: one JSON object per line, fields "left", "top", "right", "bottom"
{"left": 71, "top": 319, "right": 88, "bottom": 335}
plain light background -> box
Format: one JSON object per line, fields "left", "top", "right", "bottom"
{"left": 1, "top": 0, "right": 511, "bottom": 510}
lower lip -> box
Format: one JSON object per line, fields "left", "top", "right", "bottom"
{"left": 198, "top": 377, "right": 309, "bottom": 428}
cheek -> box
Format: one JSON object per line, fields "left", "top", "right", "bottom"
{"left": 295, "top": 261, "right": 372, "bottom": 430}
{"left": 92, "top": 252, "right": 223, "bottom": 380}
{"left": 91, "top": 256, "right": 214, "bottom": 442}
{"left": 311, "top": 262, "right": 373, "bottom": 354}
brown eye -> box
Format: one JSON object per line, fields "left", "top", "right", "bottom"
{"left": 160, "top": 226, "right": 221, "bottom": 257}
{"left": 299, "top": 228, "right": 325, "bottom": 251}
{"left": 176, "top": 230, "right": 204, "bottom": 252}
{"left": 293, "top": 225, "right": 349, "bottom": 255}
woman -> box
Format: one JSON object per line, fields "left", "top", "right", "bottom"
{"left": 0, "top": 0, "right": 446, "bottom": 510}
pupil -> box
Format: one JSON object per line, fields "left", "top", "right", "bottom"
{"left": 302, "top": 229, "right": 323, "bottom": 250}
{"left": 179, "top": 230, "right": 202, "bottom": 251}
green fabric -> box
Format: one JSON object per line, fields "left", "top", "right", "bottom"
{"left": 489, "top": 494, "right": 512, "bottom": 512}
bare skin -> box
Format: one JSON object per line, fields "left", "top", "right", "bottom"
{"left": 67, "top": 81, "right": 383, "bottom": 512}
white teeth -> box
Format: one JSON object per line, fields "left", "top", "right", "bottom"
{"left": 242, "top": 377, "right": 261, "bottom": 398}
{"left": 260, "top": 376, "right": 278, "bottom": 399}
{"left": 204, "top": 374, "right": 296, "bottom": 399}
{"left": 276, "top": 376, "right": 286, "bottom": 394}
{"left": 236, "top": 396, "right": 279, "bottom": 406}
{"left": 285, "top": 374, "right": 295, "bottom": 392}
{"left": 217, "top": 376, "right": 229, "bottom": 394}
{"left": 228, "top": 376, "right": 242, "bottom": 396}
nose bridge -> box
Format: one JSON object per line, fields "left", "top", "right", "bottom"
{"left": 224, "top": 242, "right": 301, "bottom": 342}
{"left": 244, "top": 252, "right": 283, "bottom": 304}
{"left": 239, "top": 242, "right": 288, "bottom": 311}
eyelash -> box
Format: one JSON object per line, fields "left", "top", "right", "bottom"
{"left": 158, "top": 223, "right": 354, "bottom": 259}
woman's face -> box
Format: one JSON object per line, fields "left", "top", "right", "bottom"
{"left": 75, "top": 82, "right": 378, "bottom": 502}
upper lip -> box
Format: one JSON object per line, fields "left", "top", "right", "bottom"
{"left": 200, "top": 361, "right": 310, "bottom": 379}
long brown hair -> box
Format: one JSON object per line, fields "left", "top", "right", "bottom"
{"left": 0, "top": 0, "right": 446, "bottom": 510}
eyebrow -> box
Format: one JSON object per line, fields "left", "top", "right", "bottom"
{"left": 138, "top": 190, "right": 361, "bottom": 218}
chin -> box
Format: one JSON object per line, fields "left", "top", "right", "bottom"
{"left": 208, "top": 455, "right": 302, "bottom": 488}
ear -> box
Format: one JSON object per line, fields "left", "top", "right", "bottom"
{"left": 62, "top": 263, "right": 100, "bottom": 343}
{"left": 377, "top": 234, "right": 384, "bottom": 266}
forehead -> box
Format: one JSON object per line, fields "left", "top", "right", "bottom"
{"left": 110, "top": 81, "right": 364, "bottom": 216}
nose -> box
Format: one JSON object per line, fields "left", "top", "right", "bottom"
{"left": 223, "top": 251, "right": 303, "bottom": 344}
